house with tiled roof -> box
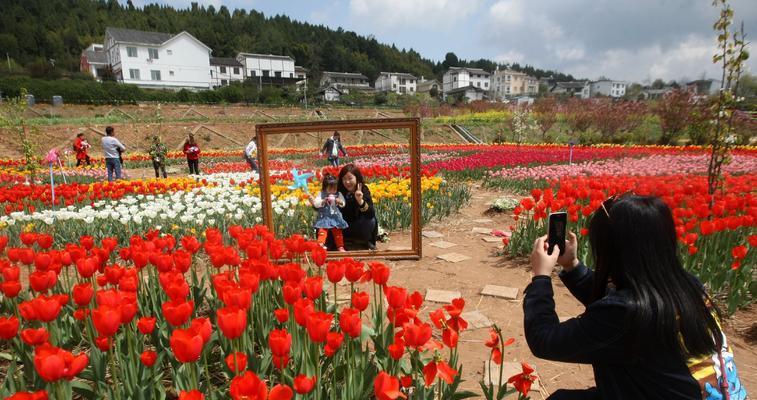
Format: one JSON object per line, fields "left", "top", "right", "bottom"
{"left": 374, "top": 72, "right": 418, "bottom": 94}
{"left": 210, "top": 57, "right": 244, "bottom": 87}
{"left": 80, "top": 44, "right": 109, "bottom": 81}
{"left": 442, "top": 67, "right": 490, "bottom": 101}
{"left": 104, "top": 27, "right": 212, "bottom": 90}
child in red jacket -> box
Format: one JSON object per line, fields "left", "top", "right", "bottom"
{"left": 183, "top": 134, "right": 201, "bottom": 175}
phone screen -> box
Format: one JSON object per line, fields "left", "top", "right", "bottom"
{"left": 547, "top": 212, "right": 567, "bottom": 256}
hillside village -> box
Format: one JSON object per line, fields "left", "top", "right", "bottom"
{"left": 80, "top": 27, "right": 716, "bottom": 105}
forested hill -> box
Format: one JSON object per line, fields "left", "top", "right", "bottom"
{"left": 0, "top": 0, "right": 575, "bottom": 82}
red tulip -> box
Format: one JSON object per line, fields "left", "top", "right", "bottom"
{"left": 344, "top": 259, "right": 364, "bottom": 282}
{"left": 293, "top": 375, "right": 317, "bottom": 394}
{"left": 94, "top": 336, "right": 111, "bottom": 351}
{"left": 303, "top": 276, "right": 323, "bottom": 300}
{"left": 162, "top": 299, "right": 194, "bottom": 327}
{"left": 374, "top": 371, "right": 406, "bottom": 400}
{"left": 33, "top": 343, "right": 88, "bottom": 382}
{"left": 178, "top": 390, "right": 204, "bottom": 400}
{"left": 222, "top": 287, "right": 252, "bottom": 310}
{"left": 0, "top": 315, "right": 19, "bottom": 340}
{"left": 384, "top": 286, "right": 407, "bottom": 309}
{"left": 306, "top": 311, "right": 333, "bottom": 343}
{"left": 137, "top": 316, "right": 157, "bottom": 335}
{"left": 732, "top": 245, "right": 748, "bottom": 260}
{"left": 423, "top": 360, "right": 457, "bottom": 386}
{"left": 339, "top": 308, "right": 362, "bottom": 338}
{"left": 21, "top": 328, "right": 49, "bottom": 346}
{"left": 1, "top": 265, "right": 20, "bottom": 281}
{"left": 388, "top": 339, "right": 405, "bottom": 360}
{"left": 324, "top": 331, "right": 344, "bottom": 357}
{"left": 140, "top": 350, "right": 158, "bottom": 367}
{"left": 0, "top": 280, "right": 21, "bottom": 298}
{"left": 30, "top": 296, "right": 63, "bottom": 322}
{"left": 4, "top": 390, "right": 48, "bottom": 400}
{"left": 269, "top": 384, "right": 293, "bottom": 400}
{"left": 92, "top": 305, "right": 122, "bottom": 337}
{"left": 402, "top": 321, "right": 432, "bottom": 349}
{"left": 230, "top": 371, "right": 268, "bottom": 400}
{"left": 293, "top": 298, "right": 314, "bottom": 327}
{"left": 217, "top": 307, "right": 247, "bottom": 339}
{"left": 189, "top": 317, "right": 212, "bottom": 344}
{"left": 370, "top": 262, "right": 390, "bottom": 286}
{"left": 351, "top": 291, "right": 369, "bottom": 312}
{"left": 310, "top": 246, "right": 327, "bottom": 267}
{"left": 326, "top": 261, "right": 344, "bottom": 283}
{"left": 72, "top": 283, "right": 94, "bottom": 307}
{"left": 273, "top": 308, "right": 289, "bottom": 324}
{"left": 282, "top": 282, "right": 302, "bottom": 305}
{"left": 507, "top": 362, "right": 537, "bottom": 396}
{"left": 170, "top": 328, "right": 205, "bottom": 363}
{"left": 268, "top": 329, "right": 292, "bottom": 357}
{"left": 225, "top": 352, "right": 248, "bottom": 373}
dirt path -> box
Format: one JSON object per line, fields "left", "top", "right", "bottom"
{"left": 383, "top": 185, "right": 757, "bottom": 398}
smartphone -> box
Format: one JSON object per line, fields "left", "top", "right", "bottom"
{"left": 547, "top": 212, "right": 567, "bottom": 256}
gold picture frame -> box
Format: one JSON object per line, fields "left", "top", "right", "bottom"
{"left": 255, "top": 118, "right": 422, "bottom": 260}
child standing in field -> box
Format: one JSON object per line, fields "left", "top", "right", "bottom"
{"left": 310, "top": 174, "right": 348, "bottom": 252}
{"left": 148, "top": 135, "right": 168, "bottom": 178}
{"left": 182, "top": 134, "right": 201, "bottom": 175}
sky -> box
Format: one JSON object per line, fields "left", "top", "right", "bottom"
{"left": 124, "top": 0, "right": 757, "bottom": 83}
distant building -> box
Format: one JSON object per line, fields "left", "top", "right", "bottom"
{"left": 320, "top": 71, "right": 370, "bottom": 89}
{"left": 316, "top": 86, "right": 344, "bottom": 102}
{"left": 550, "top": 81, "right": 591, "bottom": 99}
{"left": 375, "top": 72, "right": 418, "bottom": 94}
{"left": 590, "top": 80, "right": 627, "bottom": 98}
{"left": 686, "top": 79, "right": 721, "bottom": 96}
{"left": 104, "top": 27, "right": 212, "bottom": 90}
{"left": 295, "top": 66, "right": 308, "bottom": 80}
{"left": 80, "top": 43, "right": 109, "bottom": 81}
{"left": 417, "top": 77, "right": 439, "bottom": 95}
{"left": 442, "top": 67, "right": 490, "bottom": 99}
{"left": 236, "top": 53, "right": 296, "bottom": 80}
{"left": 444, "top": 85, "right": 487, "bottom": 102}
{"left": 210, "top": 57, "right": 244, "bottom": 87}
{"left": 641, "top": 87, "right": 674, "bottom": 100}
{"left": 491, "top": 68, "right": 538, "bottom": 100}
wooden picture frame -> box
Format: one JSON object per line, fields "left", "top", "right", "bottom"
{"left": 255, "top": 118, "right": 422, "bottom": 260}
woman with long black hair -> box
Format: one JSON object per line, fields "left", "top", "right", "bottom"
{"left": 525, "top": 195, "right": 747, "bottom": 399}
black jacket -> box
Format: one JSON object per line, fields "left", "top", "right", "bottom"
{"left": 321, "top": 137, "right": 347, "bottom": 158}
{"left": 524, "top": 263, "right": 701, "bottom": 399}
{"left": 340, "top": 184, "right": 375, "bottom": 222}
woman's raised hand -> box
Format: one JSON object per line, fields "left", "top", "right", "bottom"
{"left": 557, "top": 232, "right": 579, "bottom": 271}
{"left": 355, "top": 183, "right": 364, "bottom": 203}
{"left": 530, "top": 235, "right": 560, "bottom": 277}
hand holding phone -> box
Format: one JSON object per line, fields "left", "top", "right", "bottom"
{"left": 547, "top": 212, "right": 567, "bottom": 256}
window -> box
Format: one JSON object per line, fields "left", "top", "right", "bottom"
{"left": 275, "top": 71, "right": 281, "bottom": 78}
{"left": 220, "top": 66, "right": 227, "bottom": 74}
{"left": 148, "top": 48, "right": 159, "bottom": 60}
{"left": 263, "top": 70, "right": 269, "bottom": 77}
{"left": 167, "top": 50, "right": 173, "bottom": 55}
{"left": 400, "top": 78, "right": 406, "bottom": 85}
{"left": 453, "top": 77, "right": 457, "bottom": 82}
{"left": 477, "top": 82, "right": 481, "bottom": 87}
{"left": 399, "top": 87, "right": 406, "bottom": 93}
{"left": 127, "top": 47, "right": 138, "bottom": 57}
{"left": 250, "top": 70, "right": 256, "bottom": 77}
{"left": 233, "top": 67, "right": 240, "bottom": 75}
{"left": 169, "top": 71, "right": 174, "bottom": 77}
{"left": 151, "top": 70, "right": 161, "bottom": 81}
{"left": 129, "top": 69, "right": 140, "bottom": 80}
{"left": 221, "top": 79, "right": 228, "bottom": 86}
{"left": 410, "top": 87, "right": 414, "bottom": 92}
{"left": 484, "top": 82, "right": 488, "bottom": 88}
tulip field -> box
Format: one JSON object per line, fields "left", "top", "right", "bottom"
{"left": 0, "top": 141, "right": 755, "bottom": 399}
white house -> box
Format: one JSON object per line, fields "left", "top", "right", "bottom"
{"left": 374, "top": 72, "right": 418, "bottom": 94}
{"left": 80, "top": 43, "right": 108, "bottom": 81}
{"left": 320, "top": 72, "right": 370, "bottom": 90}
{"left": 236, "top": 53, "right": 296, "bottom": 79}
{"left": 550, "top": 81, "right": 591, "bottom": 99}
{"left": 442, "top": 67, "right": 490, "bottom": 98}
{"left": 444, "top": 85, "right": 487, "bottom": 102}
{"left": 590, "top": 80, "right": 627, "bottom": 98}
{"left": 104, "top": 27, "right": 212, "bottom": 90}
{"left": 295, "top": 66, "right": 308, "bottom": 80}
{"left": 210, "top": 57, "right": 244, "bottom": 87}
{"left": 491, "top": 68, "right": 538, "bottom": 100}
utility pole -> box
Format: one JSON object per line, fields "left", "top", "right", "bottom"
{"left": 6, "top": 53, "right": 10, "bottom": 70}
{"left": 304, "top": 77, "right": 308, "bottom": 110}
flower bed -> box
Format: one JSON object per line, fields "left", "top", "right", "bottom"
{"left": 0, "top": 227, "right": 532, "bottom": 399}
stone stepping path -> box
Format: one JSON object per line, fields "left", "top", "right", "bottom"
{"left": 430, "top": 241, "right": 458, "bottom": 249}
{"left": 436, "top": 253, "right": 471, "bottom": 263}
{"left": 425, "top": 289, "right": 462, "bottom": 304}
{"left": 481, "top": 285, "right": 519, "bottom": 300}
{"left": 471, "top": 227, "right": 493, "bottom": 234}
{"left": 472, "top": 218, "right": 494, "bottom": 224}
{"left": 481, "top": 237, "right": 503, "bottom": 243}
{"left": 422, "top": 230, "right": 444, "bottom": 238}
{"left": 461, "top": 310, "right": 493, "bottom": 329}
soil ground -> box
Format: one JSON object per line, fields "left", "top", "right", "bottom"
{"left": 381, "top": 185, "right": 757, "bottom": 398}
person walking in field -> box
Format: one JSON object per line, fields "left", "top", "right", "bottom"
{"left": 244, "top": 136, "right": 258, "bottom": 173}
{"left": 182, "top": 133, "right": 201, "bottom": 175}
{"left": 320, "top": 131, "right": 348, "bottom": 167}
{"left": 148, "top": 135, "right": 168, "bottom": 178}
{"left": 102, "top": 126, "right": 125, "bottom": 182}
{"left": 73, "top": 132, "right": 91, "bottom": 167}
